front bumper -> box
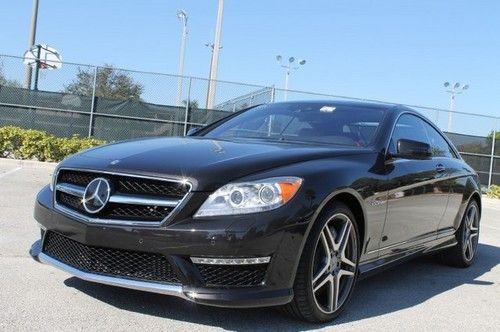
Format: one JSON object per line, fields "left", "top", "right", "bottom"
{"left": 29, "top": 240, "right": 292, "bottom": 307}
{"left": 31, "top": 185, "right": 309, "bottom": 308}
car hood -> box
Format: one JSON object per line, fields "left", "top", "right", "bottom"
{"left": 60, "top": 137, "right": 369, "bottom": 191}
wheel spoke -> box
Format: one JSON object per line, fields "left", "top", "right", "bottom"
{"left": 325, "top": 275, "right": 335, "bottom": 311}
{"left": 341, "top": 256, "right": 356, "bottom": 268}
{"left": 468, "top": 207, "right": 476, "bottom": 227}
{"left": 338, "top": 269, "right": 355, "bottom": 278}
{"left": 470, "top": 205, "right": 476, "bottom": 218}
{"left": 320, "top": 231, "right": 332, "bottom": 262}
{"left": 465, "top": 216, "right": 471, "bottom": 229}
{"left": 313, "top": 232, "right": 331, "bottom": 284}
{"left": 331, "top": 273, "right": 340, "bottom": 311}
{"left": 338, "top": 221, "right": 352, "bottom": 256}
{"left": 314, "top": 273, "right": 332, "bottom": 293}
{"left": 466, "top": 239, "right": 474, "bottom": 259}
{"left": 324, "top": 225, "right": 337, "bottom": 251}
{"left": 313, "top": 264, "right": 329, "bottom": 285}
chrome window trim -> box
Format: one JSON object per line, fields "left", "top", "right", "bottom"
{"left": 53, "top": 167, "right": 193, "bottom": 227}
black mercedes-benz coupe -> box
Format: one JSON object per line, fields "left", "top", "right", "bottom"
{"left": 30, "top": 101, "right": 481, "bottom": 322}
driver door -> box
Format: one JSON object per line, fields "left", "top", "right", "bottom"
{"left": 381, "top": 114, "right": 449, "bottom": 256}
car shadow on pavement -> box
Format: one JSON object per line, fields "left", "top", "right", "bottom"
{"left": 64, "top": 243, "right": 499, "bottom": 331}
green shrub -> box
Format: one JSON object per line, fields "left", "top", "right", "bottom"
{"left": 487, "top": 185, "right": 500, "bottom": 199}
{"left": 0, "top": 126, "right": 106, "bottom": 162}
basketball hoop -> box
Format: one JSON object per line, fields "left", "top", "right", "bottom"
{"left": 23, "top": 44, "right": 62, "bottom": 70}
{"left": 23, "top": 44, "right": 62, "bottom": 90}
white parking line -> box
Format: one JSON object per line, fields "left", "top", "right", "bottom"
{"left": 483, "top": 224, "right": 500, "bottom": 232}
{"left": 0, "top": 166, "right": 22, "bottom": 179}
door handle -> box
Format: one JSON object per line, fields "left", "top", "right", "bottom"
{"left": 436, "top": 164, "right": 446, "bottom": 173}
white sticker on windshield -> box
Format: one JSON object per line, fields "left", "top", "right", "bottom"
{"left": 320, "top": 106, "right": 336, "bottom": 113}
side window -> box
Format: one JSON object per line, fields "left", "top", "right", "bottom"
{"left": 422, "top": 121, "right": 455, "bottom": 158}
{"left": 389, "top": 114, "right": 429, "bottom": 154}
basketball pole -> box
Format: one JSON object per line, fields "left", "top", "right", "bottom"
{"left": 33, "top": 45, "right": 41, "bottom": 91}
{"left": 23, "top": 0, "right": 40, "bottom": 90}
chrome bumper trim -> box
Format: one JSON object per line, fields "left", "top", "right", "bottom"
{"left": 38, "top": 253, "right": 187, "bottom": 298}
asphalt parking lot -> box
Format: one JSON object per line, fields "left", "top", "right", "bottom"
{"left": 0, "top": 158, "right": 499, "bottom": 331}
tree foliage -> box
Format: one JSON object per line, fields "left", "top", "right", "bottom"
{"left": 487, "top": 185, "right": 500, "bottom": 199}
{"left": 487, "top": 130, "right": 500, "bottom": 140}
{"left": 0, "top": 66, "right": 21, "bottom": 88}
{"left": 182, "top": 99, "right": 199, "bottom": 109}
{"left": 64, "top": 65, "right": 144, "bottom": 100}
{"left": 0, "top": 126, "right": 105, "bottom": 162}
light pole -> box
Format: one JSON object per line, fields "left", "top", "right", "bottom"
{"left": 176, "top": 9, "right": 188, "bottom": 106}
{"left": 23, "top": 0, "right": 40, "bottom": 89}
{"left": 276, "top": 55, "right": 306, "bottom": 101}
{"left": 443, "top": 82, "right": 469, "bottom": 132}
{"left": 205, "top": 42, "right": 222, "bottom": 101}
{"left": 206, "top": 0, "right": 224, "bottom": 109}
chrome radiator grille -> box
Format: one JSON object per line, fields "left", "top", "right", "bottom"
{"left": 54, "top": 169, "right": 191, "bottom": 225}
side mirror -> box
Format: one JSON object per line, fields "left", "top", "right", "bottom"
{"left": 393, "top": 139, "right": 432, "bottom": 160}
{"left": 186, "top": 127, "right": 202, "bottom": 136}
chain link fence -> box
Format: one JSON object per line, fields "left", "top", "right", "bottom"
{"left": 0, "top": 55, "right": 273, "bottom": 141}
{"left": 0, "top": 54, "right": 498, "bottom": 187}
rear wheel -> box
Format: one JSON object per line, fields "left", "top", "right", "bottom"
{"left": 441, "top": 199, "right": 480, "bottom": 267}
{"left": 283, "top": 202, "right": 359, "bottom": 323}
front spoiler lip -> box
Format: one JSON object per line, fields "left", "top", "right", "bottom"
{"left": 30, "top": 240, "right": 186, "bottom": 298}
{"left": 40, "top": 252, "right": 188, "bottom": 298}
{"left": 29, "top": 240, "right": 293, "bottom": 308}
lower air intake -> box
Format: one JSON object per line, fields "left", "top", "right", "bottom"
{"left": 196, "top": 264, "right": 268, "bottom": 288}
{"left": 43, "top": 231, "right": 180, "bottom": 284}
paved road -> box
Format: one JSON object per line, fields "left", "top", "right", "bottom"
{"left": 0, "top": 159, "right": 499, "bottom": 331}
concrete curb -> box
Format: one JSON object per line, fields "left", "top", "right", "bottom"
{"left": 482, "top": 196, "right": 500, "bottom": 210}
{"left": 0, "top": 158, "right": 57, "bottom": 169}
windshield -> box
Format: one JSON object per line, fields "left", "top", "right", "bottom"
{"left": 203, "top": 102, "right": 387, "bottom": 147}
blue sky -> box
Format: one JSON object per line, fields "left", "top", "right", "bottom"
{"left": 1, "top": 0, "right": 499, "bottom": 129}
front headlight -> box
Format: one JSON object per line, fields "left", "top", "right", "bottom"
{"left": 194, "top": 176, "right": 303, "bottom": 217}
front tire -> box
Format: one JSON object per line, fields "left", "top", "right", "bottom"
{"left": 283, "top": 202, "right": 359, "bottom": 323}
{"left": 441, "top": 199, "right": 480, "bottom": 267}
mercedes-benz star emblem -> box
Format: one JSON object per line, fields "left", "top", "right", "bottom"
{"left": 83, "top": 178, "right": 111, "bottom": 214}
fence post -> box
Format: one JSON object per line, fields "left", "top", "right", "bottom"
{"left": 183, "top": 77, "right": 192, "bottom": 136}
{"left": 270, "top": 85, "right": 276, "bottom": 103}
{"left": 88, "top": 66, "right": 98, "bottom": 137}
{"left": 488, "top": 119, "right": 497, "bottom": 188}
